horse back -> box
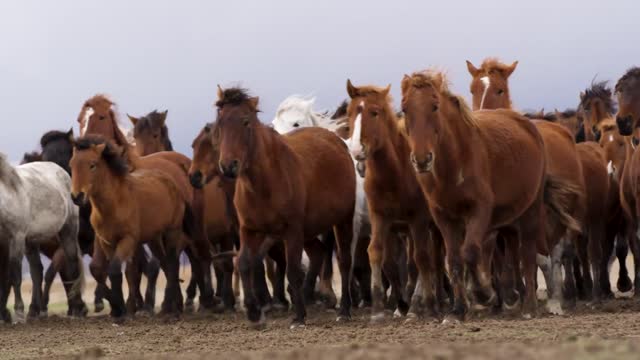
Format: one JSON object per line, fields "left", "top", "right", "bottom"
{"left": 137, "top": 151, "right": 193, "bottom": 203}
{"left": 285, "top": 127, "right": 356, "bottom": 235}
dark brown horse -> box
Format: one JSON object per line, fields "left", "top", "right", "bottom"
{"left": 580, "top": 81, "right": 617, "bottom": 142}
{"left": 402, "top": 70, "right": 551, "bottom": 320}
{"left": 70, "top": 136, "right": 190, "bottom": 318}
{"left": 129, "top": 111, "right": 237, "bottom": 311}
{"left": 345, "top": 80, "right": 448, "bottom": 320}
{"left": 214, "top": 87, "right": 355, "bottom": 328}
{"left": 615, "top": 67, "right": 640, "bottom": 294}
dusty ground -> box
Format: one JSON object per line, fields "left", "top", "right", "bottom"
{"left": 2, "top": 259, "right": 640, "bottom": 360}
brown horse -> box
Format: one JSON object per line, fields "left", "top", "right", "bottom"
{"left": 468, "top": 58, "right": 586, "bottom": 312}
{"left": 615, "top": 67, "right": 640, "bottom": 294}
{"left": 188, "top": 123, "right": 291, "bottom": 311}
{"left": 214, "top": 87, "right": 355, "bottom": 328}
{"left": 77, "top": 94, "right": 216, "bottom": 313}
{"left": 401, "top": 70, "right": 552, "bottom": 320}
{"left": 345, "top": 80, "right": 448, "bottom": 320}
{"left": 466, "top": 58, "right": 518, "bottom": 110}
{"left": 579, "top": 81, "right": 617, "bottom": 142}
{"left": 70, "top": 136, "right": 189, "bottom": 318}
{"left": 129, "top": 111, "right": 237, "bottom": 311}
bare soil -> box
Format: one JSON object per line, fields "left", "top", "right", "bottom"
{"left": 3, "top": 261, "right": 640, "bottom": 360}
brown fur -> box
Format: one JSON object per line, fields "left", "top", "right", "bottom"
{"left": 346, "top": 79, "right": 446, "bottom": 319}
{"left": 215, "top": 87, "right": 356, "bottom": 326}
{"left": 402, "top": 70, "right": 547, "bottom": 318}
{"left": 466, "top": 58, "right": 518, "bottom": 110}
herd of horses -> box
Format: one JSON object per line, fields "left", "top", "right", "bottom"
{"left": 2, "top": 58, "right": 640, "bottom": 329}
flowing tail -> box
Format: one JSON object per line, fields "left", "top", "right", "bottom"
{"left": 543, "top": 174, "right": 582, "bottom": 236}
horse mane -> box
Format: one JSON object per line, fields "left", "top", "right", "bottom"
{"left": 404, "top": 70, "right": 479, "bottom": 129}
{"left": 41, "top": 130, "right": 72, "bottom": 148}
{"left": 0, "top": 154, "right": 22, "bottom": 190}
{"left": 73, "top": 135, "right": 129, "bottom": 176}
{"left": 331, "top": 100, "right": 348, "bottom": 119}
{"left": 216, "top": 87, "right": 256, "bottom": 109}
{"left": 616, "top": 67, "right": 640, "bottom": 93}
{"left": 480, "top": 57, "right": 512, "bottom": 73}
{"left": 21, "top": 151, "right": 42, "bottom": 164}
{"left": 134, "top": 110, "right": 173, "bottom": 151}
{"left": 580, "top": 80, "right": 616, "bottom": 115}
{"left": 558, "top": 108, "right": 578, "bottom": 119}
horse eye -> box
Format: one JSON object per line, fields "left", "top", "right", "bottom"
{"left": 99, "top": 115, "right": 105, "bottom": 120}
{"left": 293, "top": 122, "right": 300, "bottom": 128}
{"left": 90, "top": 163, "right": 97, "bottom": 171}
{"left": 204, "top": 126, "right": 211, "bottom": 133}
{"left": 497, "top": 89, "right": 505, "bottom": 95}
{"left": 432, "top": 104, "right": 439, "bottom": 112}
{"left": 243, "top": 117, "right": 250, "bottom": 127}
{"left": 371, "top": 111, "right": 378, "bottom": 117}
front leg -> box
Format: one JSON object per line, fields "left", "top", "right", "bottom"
{"left": 282, "top": 226, "right": 306, "bottom": 328}
{"left": 461, "top": 206, "right": 495, "bottom": 307}
{"left": 408, "top": 214, "right": 437, "bottom": 319}
{"left": 367, "top": 211, "right": 393, "bottom": 321}
{"left": 25, "top": 243, "right": 44, "bottom": 319}
{"left": 108, "top": 236, "right": 138, "bottom": 320}
{"left": 238, "top": 227, "right": 267, "bottom": 328}
{"left": 10, "top": 256, "right": 25, "bottom": 321}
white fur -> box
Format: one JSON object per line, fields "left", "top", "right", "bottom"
{"left": 609, "top": 134, "right": 614, "bottom": 142}
{"left": 479, "top": 76, "right": 490, "bottom": 110}
{"left": 607, "top": 160, "right": 615, "bottom": 176}
{"left": 80, "top": 107, "right": 94, "bottom": 135}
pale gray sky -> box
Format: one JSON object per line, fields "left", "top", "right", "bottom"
{"left": 0, "top": 0, "right": 636, "bottom": 161}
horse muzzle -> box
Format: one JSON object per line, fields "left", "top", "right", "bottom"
{"left": 616, "top": 115, "right": 634, "bottom": 136}
{"left": 219, "top": 159, "right": 239, "bottom": 179}
{"left": 189, "top": 170, "right": 205, "bottom": 189}
{"left": 71, "top": 192, "right": 86, "bottom": 206}
{"left": 410, "top": 152, "right": 434, "bottom": 174}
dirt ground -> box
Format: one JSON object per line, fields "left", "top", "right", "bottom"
{"left": 3, "top": 260, "right": 640, "bottom": 360}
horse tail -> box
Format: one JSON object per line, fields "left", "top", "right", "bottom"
{"left": 67, "top": 245, "right": 86, "bottom": 300}
{"left": 543, "top": 174, "right": 582, "bottom": 235}
{"left": 182, "top": 201, "right": 211, "bottom": 262}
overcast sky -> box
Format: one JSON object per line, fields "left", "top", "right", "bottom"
{"left": 0, "top": 0, "right": 636, "bottom": 161}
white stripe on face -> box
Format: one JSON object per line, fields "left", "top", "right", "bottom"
{"left": 81, "top": 107, "right": 94, "bottom": 135}
{"left": 607, "top": 160, "right": 614, "bottom": 175}
{"left": 349, "top": 101, "right": 364, "bottom": 158}
{"left": 479, "top": 76, "right": 490, "bottom": 110}
{"left": 609, "top": 134, "right": 614, "bottom": 142}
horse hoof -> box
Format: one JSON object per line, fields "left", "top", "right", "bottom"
{"left": 370, "top": 312, "right": 385, "bottom": 323}
{"left": 13, "top": 311, "right": 25, "bottom": 324}
{"left": 545, "top": 299, "right": 564, "bottom": 315}
{"left": 184, "top": 302, "right": 195, "bottom": 314}
{"left": 289, "top": 322, "right": 306, "bottom": 330}
{"left": 94, "top": 303, "right": 105, "bottom": 313}
{"left": 441, "top": 316, "right": 461, "bottom": 326}
{"left": 393, "top": 308, "right": 404, "bottom": 318}
{"left": 618, "top": 276, "right": 633, "bottom": 293}
{"left": 336, "top": 314, "right": 351, "bottom": 322}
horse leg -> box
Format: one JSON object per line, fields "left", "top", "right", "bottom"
{"left": 185, "top": 273, "right": 198, "bottom": 313}
{"left": 498, "top": 230, "right": 521, "bottom": 311}
{"left": 405, "top": 233, "right": 418, "bottom": 304}
{"left": 218, "top": 234, "right": 237, "bottom": 311}
{"left": 460, "top": 207, "right": 495, "bottom": 309}
{"left": 125, "top": 249, "right": 143, "bottom": 316}
{"left": 408, "top": 216, "right": 436, "bottom": 320}
{"left": 142, "top": 252, "right": 160, "bottom": 315}
{"left": 561, "top": 235, "right": 578, "bottom": 310}
{"left": 108, "top": 237, "right": 138, "bottom": 320}
{"left": 434, "top": 213, "right": 467, "bottom": 323}
{"left": 0, "top": 240, "right": 11, "bottom": 323}
{"left": 10, "top": 255, "right": 25, "bottom": 322}
{"left": 283, "top": 227, "right": 306, "bottom": 328}
{"left": 333, "top": 218, "right": 354, "bottom": 321}
{"left": 616, "top": 231, "right": 632, "bottom": 293}
{"left": 42, "top": 248, "right": 64, "bottom": 317}
{"left": 574, "top": 235, "right": 592, "bottom": 301}
{"left": 319, "top": 232, "right": 338, "bottom": 310}
{"left": 158, "top": 234, "right": 183, "bottom": 318}
{"left": 89, "top": 243, "right": 110, "bottom": 313}
{"left": 183, "top": 247, "right": 208, "bottom": 313}
{"left": 58, "top": 216, "right": 87, "bottom": 317}
{"left": 353, "top": 235, "right": 372, "bottom": 308}
{"left": 303, "top": 238, "right": 325, "bottom": 306}
{"left": 25, "top": 244, "right": 44, "bottom": 319}
{"left": 368, "top": 212, "right": 393, "bottom": 321}
{"left": 267, "top": 242, "right": 288, "bottom": 310}
{"left": 237, "top": 227, "right": 267, "bottom": 327}
{"left": 588, "top": 220, "right": 605, "bottom": 302}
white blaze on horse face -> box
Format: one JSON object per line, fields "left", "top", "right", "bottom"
{"left": 607, "top": 160, "right": 615, "bottom": 175}
{"left": 609, "top": 134, "right": 614, "bottom": 142}
{"left": 349, "top": 101, "right": 364, "bottom": 158}
{"left": 479, "top": 76, "right": 490, "bottom": 110}
{"left": 81, "top": 107, "right": 94, "bottom": 135}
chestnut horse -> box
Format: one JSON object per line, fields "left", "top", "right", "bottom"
{"left": 615, "top": 67, "right": 640, "bottom": 295}
{"left": 128, "top": 110, "right": 237, "bottom": 311}
{"left": 214, "top": 87, "right": 355, "bottom": 328}
{"left": 468, "top": 58, "right": 586, "bottom": 312}
{"left": 401, "top": 70, "right": 553, "bottom": 320}
{"left": 70, "top": 136, "right": 189, "bottom": 318}
{"left": 189, "top": 123, "right": 289, "bottom": 310}
{"left": 345, "top": 80, "right": 448, "bottom": 320}
{"left": 77, "top": 94, "right": 215, "bottom": 314}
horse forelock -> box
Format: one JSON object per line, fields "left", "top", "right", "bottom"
{"left": 216, "top": 87, "right": 254, "bottom": 108}
{"left": 74, "top": 136, "right": 129, "bottom": 176}
{"left": 616, "top": 67, "right": 640, "bottom": 93}
{"left": 580, "top": 80, "right": 616, "bottom": 115}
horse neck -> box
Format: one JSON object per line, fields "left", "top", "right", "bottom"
{"left": 238, "top": 125, "right": 293, "bottom": 197}
{"left": 88, "top": 171, "right": 130, "bottom": 220}
{"left": 367, "top": 117, "right": 414, "bottom": 185}
{"left": 432, "top": 112, "right": 473, "bottom": 185}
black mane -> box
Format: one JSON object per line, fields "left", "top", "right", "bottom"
{"left": 216, "top": 87, "right": 253, "bottom": 108}
{"left": 73, "top": 135, "right": 128, "bottom": 176}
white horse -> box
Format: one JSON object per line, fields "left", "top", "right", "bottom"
{"left": 272, "top": 95, "right": 371, "bottom": 305}
{"left": 0, "top": 154, "right": 85, "bottom": 323}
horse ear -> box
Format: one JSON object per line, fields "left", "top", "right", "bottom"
{"left": 505, "top": 61, "right": 519, "bottom": 77}
{"left": 580, "top": 91, "right": 585, "bottom": 100}
{"left": 248, "top": 97, "right": 260, "bottom": 112}
{"left": 127, "top": 114, "right": 139, "bottom": 126}
{"left": 466, "top": 60, "right": 480, "bottom": 77}
{"left": 67, "top": 128, "right": 74, "bottom": 142}
{"left": 94, "top": 143, "right": 106, "bottom": 156}
{"left": 217, "top": 85, "right": 224, "bottom": 101}
{"left": 401, "top": 74, "right": 411, "bottom": 96}
{"left": 159, "top": 110, "right": 168, "bottom": 126}
{"left": 382, "top": 84, "right": 391, "bottom": 97}
{"left": 346, "top": 79, "right": 359, "bottom": 99}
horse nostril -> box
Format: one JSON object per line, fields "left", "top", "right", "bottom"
{"left": 616, "top": 115, "right": 634, "bottom": 136}
{"left": 633, "top": 137, "right": 640, "bottom": 147}
{"left": 71, "top": 192, "right": 85, "bottom": 205}
{"left": 190, "top": 171, "right": 203, "bottom": 189}
{"left": 426, "top": 152, "right": 434, "bottom": 164}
